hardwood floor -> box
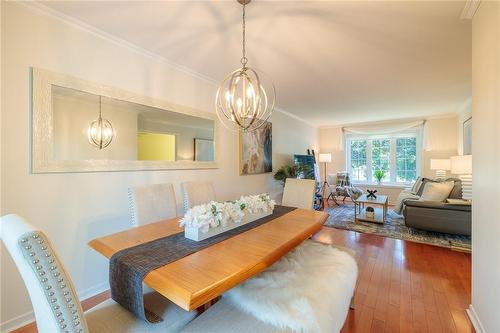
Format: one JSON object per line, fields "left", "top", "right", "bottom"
{"left": 312, "top": 228, "right": 473, "bottom": 333}
{"left": 12, "top": 227, "right": 472, "bottom": 333}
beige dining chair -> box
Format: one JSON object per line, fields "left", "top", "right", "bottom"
{"left": 128, "top": 183, "right": 177, "bottom": 226}
{"left": 0, "top": 214, "right": 196, "bottom": 333}
{"left": 281, "top": 178, "right": 316, "bottom": 209}
{"left": 181, "top": 181, "right": 216, "bottom": 213}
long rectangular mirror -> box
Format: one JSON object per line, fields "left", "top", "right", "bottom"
{"left": 32, "top": 68, "right": 218, "bottom": 172}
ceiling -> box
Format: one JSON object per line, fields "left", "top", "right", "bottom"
{"left": 41, "top": 1, "right": 472, "bottom": 127}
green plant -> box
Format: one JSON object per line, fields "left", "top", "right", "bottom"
{"left": 274, "top": 164, "right": 314, "bottom": 185}
{"left": 374, "top": 169, "right": 386, "bottom": 182}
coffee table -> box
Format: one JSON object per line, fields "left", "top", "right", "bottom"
{"left": 354, "top": 194, "right": 388, "bottom": 224}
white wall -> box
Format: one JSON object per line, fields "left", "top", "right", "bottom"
{"left": 0, "top": 3, "right": 318, "bottom": 331}
{"left": 470, "top": 3, "right": 500, "bottom": 332}
{"left": 422, "top": 116, "right": 458, "bottom": 178}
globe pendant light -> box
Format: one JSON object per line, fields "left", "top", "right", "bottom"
{"left": 215, "top": 0, "right": 275, "bottom": 132}
{"left": 87, "top": 95, "right": 114, "bottom": 149}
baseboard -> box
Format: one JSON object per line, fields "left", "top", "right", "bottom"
{"left": 0, "top": 311, "right": 34, "bottom": 333}
{"left": 1, "top": 281, "right": 109, "bottom": 333}
{"left": 466, "top": 304, "right": 486, "bottom": 333}
{"left": 77, "top": 281, "right": 109, "bottom": 301}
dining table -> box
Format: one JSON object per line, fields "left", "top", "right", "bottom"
{"left": 88, "top": 207, "right": 328, "bottom": 312}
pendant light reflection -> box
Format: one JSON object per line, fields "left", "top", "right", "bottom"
{"left": 215, "top": 0, "right": 275, "bottom": 132}
{"left": 87, "top": 95, "right": 114, "bottom": 149}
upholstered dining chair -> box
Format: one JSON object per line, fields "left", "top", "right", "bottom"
{"left": 281, "top": 178, "right": 316, "bottom": 209}
{"left": 181, "top": 181, "right": 216, "bottom": 213}
{"left": 128, "top": 183, "right": 177, "bottom": 226}
{"left": 0, "top": 214, "right": 196, "bottom": 333}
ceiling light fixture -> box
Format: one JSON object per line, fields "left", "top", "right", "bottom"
{"left": 215, "top": 0, "right": 275, "bottom": 132}
{"left": 87, "top": 95, "right": 114, "bottom": 149}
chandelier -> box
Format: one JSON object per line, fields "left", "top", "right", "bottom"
{"left": 87, "top": 95, "right": 114, "bottom": 149}
{"left": 215, "top": 0, "right": 275, "bottom": 132}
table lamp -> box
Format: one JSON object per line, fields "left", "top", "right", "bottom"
{"left": 430, "top": 159, "right": 451, "bottom": 180}
{"left": 451, "top": 155, "right": 472, "bottom": 201}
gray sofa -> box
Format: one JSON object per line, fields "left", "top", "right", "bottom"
{"left": 403, "top": 178, "right": 471, "bottom": 236}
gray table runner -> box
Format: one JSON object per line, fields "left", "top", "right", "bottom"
{"left": 110, "top": 205, "right": 296, "bottom": 323}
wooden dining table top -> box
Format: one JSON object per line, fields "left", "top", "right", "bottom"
{"left": 88, "top": 208, "right": 328, "bottom": 311}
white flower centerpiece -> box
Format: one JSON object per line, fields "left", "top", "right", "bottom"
{"left": 180, "top": 193, "right": 276, "bottom": 241}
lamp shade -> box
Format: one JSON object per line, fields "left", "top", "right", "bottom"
{"left": 451, "top": 155, "right": 472, "bottom": 175}
{"left": 430, "top": 159, "right": 451, "bottom": 171}
{"left": 319, "top": 153, "right": 332, "bottom": 163}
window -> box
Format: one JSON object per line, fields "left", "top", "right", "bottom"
{"left": 396, "top": 137, "right": 417, "bottom": 182}
{"left": 347, "top": 134, "right": 420, "bottom": 184}
{"left": 350, "top": 140, "right": 367, "bottom": 181}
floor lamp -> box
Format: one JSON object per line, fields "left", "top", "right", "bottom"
{"left": 319, "top": 153, "right": 332, "bottom": 206}
{"left": 451, "top": 155, "right": 472, "bottom": 201}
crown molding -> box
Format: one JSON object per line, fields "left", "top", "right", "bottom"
{"left": 13, "top": 1, "right": 316, "bottom": 129}
{"left": 15, "top": 1, "right": 220, "bottom": 86}
{"left": 274, "top": 107, "right": 318, "bottom": 128}
{"left": 460, "top": 0, "right": 481, "bottom": 20}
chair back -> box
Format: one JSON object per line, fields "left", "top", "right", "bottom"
{"left": 181, "top": 181, "right": 216, "bottom": 213}
{"left": 336, "top": 172, "right": 351, "bottom": 187}
{"left": 128, "top": 183, "right": 177, "bottom": 226}
{"left": 282, "top": 178, "right": 316, "bottom": 209}
{"left": 0, "top": 215, "right": 88, "bottom": 332}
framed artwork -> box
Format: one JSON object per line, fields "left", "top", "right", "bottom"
{"left": 239, "top": 121, "right": 272, "bottom": 175}
{"left": 194, "top": 138, "right": 214, "bottom": 161}
{"left": 463, "top": 117, "right": 472, "bottom": 155}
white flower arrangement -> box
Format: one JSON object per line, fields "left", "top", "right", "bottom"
{"left": 180, "top": 193, "right": 275, "bottom": 233}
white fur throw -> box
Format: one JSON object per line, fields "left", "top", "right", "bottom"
{"left": 225, "top": 240, "right": 358, "bottom": 333}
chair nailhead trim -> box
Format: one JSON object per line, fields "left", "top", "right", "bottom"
{"left": 18, "top": 231, "right": 88, "bottom": 333}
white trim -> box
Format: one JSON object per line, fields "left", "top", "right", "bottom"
{"left": 351, "top": 183, "right": 409, "bottom": 189}
{"left": 0, "top": 281, "right": 110, "bottom": 332}
{"left": 466, "top": 304, "right": 486, "bottom": 333}
{"left": 77, "top": 281, "right": 110, "bottom": 303}
{"left": 14, "top": 1, "right": 315, "bottom": 129}
{"left": 0, "top": 311, "right": 34, "bottom": 333}
{"left": 274, "top": 107, "right": 318, "bottom": 128}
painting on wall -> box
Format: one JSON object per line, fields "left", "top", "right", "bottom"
{"left": 463, "top": 117, "right": 472, "bottom": 155}
{"left": 194, "top": 138, "right": 215, "bottom": 161}
{"left": 239, "top": 121, "right": 272, "bottom": 175}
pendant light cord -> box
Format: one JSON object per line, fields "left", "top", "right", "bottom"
{"left": 241, "top": 2, "right": 247, "bottom": 67}
{"left": 98, "top": 95, "right": 102, "bottom": 118}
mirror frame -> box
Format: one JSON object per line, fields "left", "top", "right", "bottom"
{"left": 32, "top": 68, "right": 219, "bottom": 173}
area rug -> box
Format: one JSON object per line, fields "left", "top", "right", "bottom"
{"left": 324, "top": 205, "right": 471, "bottom": 252}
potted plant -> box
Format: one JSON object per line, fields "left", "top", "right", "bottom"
{"left": 274, "top": 164, "right": 314, "bottom": 185}
{"left": 374, "top": 169, "right": 385, "bottom": 185}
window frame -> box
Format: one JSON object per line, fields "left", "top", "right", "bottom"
{"left": 345, "top": 131, "right": 422, "bottom": 185}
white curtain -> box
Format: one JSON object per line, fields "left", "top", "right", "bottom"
{"left": 341, "top": 120, "right": 427, "bottom": 149}
{"left": 343, "top": 120, "right": 424, "bottom": 135}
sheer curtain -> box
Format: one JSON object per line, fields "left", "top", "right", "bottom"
{"left": 340, "top": 120, "right": 427, "bottom": 150}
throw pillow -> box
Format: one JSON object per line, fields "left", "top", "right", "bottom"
{"left": 410, "top": 177, "right": 424, "bottom": 194}
{"left": 420, "top": 181, "right": 455, "bottom": 202}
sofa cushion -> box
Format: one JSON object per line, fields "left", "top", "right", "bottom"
{"left": 420, "top": 181, "right": 455, "bottom": 202}
{"left": 405, "top": 200, "right": 471, "bottom": 212}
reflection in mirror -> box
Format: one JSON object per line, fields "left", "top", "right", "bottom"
{"left": 52, "top": 85, "right": 215, "bottom": 162}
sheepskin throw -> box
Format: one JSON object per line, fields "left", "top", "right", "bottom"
{"left": 226, "top": 240, "right": 358, "bottom": 333}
